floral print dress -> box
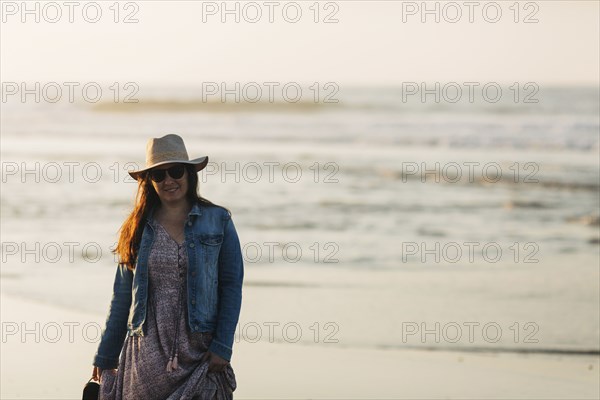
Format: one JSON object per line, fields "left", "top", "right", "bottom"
{"left": 99, "top": 218, "right": 237, "bottom": 400}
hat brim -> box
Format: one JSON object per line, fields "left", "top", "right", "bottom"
{"left": 128, "top": 156, "right": 209, "bottom": 180}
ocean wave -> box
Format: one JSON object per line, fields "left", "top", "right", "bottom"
{"left": 90, "top": 99, "right": 338, "bottom": 113}
{"left": 566, "top": 214, "right": 600, "bottom": 226}
{"left": 86, "top": 86, "right": 600, "bottom": 116}
{"left": 263, "top": 337, "right": 600, "bottom": 356}
{"left": 503, "top": 200, "right": 549, "bottom": 210}
{"left": 374, "top": 167, "right": 600, "bottom": 192}
{"left": 370, "top": 343, "right": 600, "bottom": 357}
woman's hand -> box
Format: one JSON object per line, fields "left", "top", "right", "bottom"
{"left": 92, "top": 366, "right": 102, "bottom": 382}
{"left": 92, "top": 366, "right": 117, "bottom": 381}
{"left": 201, "top": 351, "right": 229, "bottom": 373}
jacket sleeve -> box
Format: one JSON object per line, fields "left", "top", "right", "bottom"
{"left": 208, "top": 212, "right": 244, "bottom": 361}
{"left": 93, "top": 263, "right": 133, "bottom": 369}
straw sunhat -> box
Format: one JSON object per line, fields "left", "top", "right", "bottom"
{"left": 128, "top": 134, "right": 209, "bottom": 180}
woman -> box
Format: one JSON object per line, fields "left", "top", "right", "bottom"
{"left": 91, "top": 134, "right": 243, "bottom": 400}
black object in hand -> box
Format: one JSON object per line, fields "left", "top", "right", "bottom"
{"left": 82, "top": 377, "right": 100, "bottom": 400}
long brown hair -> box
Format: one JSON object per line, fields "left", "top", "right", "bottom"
{"left": 112, "top": 164, "right": 227, "bottom": 271}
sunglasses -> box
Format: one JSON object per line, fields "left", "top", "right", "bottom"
{"left": 149, "top": 164, "right": 186, "bottom": 182}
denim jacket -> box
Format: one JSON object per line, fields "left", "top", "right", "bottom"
{"left": 93, "top": 202, "right": 244, "bottom": 369}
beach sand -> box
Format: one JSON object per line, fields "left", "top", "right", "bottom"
{"left": 1, "top": 289, "right": 598, "bottom": 400}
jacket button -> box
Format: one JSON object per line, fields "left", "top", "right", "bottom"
{"left": 189, "top": 243, "right": 195, "bottom": 248}
{"left": 187, "top": 221, "right": 192, "bottom": 226}
{"left": 194, "top": 325, "right": 199, "bottom": 330}
{"left": 191, "top": 299, "right": 196, "bottom": 305}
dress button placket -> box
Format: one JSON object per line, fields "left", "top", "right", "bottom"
{"left": 178, "top": 244, "right": 184, "bottom": 277}
{"left": 167, "top": 241, "right": 186, "bottom": 372}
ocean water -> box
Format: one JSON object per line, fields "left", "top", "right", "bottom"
{"left": 1, "top": 85, "right": 598, "bottom": 355}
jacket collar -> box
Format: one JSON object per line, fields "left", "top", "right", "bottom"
{"left": 189, "top": 202, "right": 202, "bottom": 216}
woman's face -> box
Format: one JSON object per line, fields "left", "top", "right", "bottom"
{"left": 149, "top": 163, "right": 189, "bottom": 204}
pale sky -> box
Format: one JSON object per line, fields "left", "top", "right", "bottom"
{"left": 1, "top": 1, "right": 598, "bottom": 86}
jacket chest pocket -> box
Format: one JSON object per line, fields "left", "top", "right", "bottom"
{"left": 198, "top": 234, "right": 223, "bottom": 270}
